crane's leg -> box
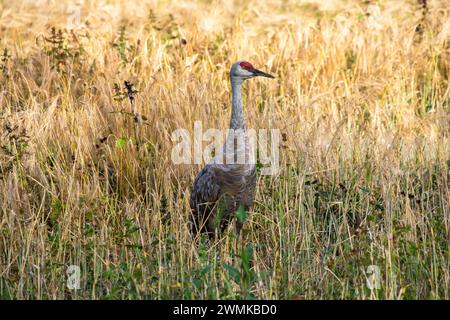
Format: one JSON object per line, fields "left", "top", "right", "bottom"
{"left": 235, "top": 221, "right": 243, "bottom": 238}
{"left": 232, "top": 220, "right": 244, "bottom": 256}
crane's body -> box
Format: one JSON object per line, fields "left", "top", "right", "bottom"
{"left": 190, "top": 61, "right": 274, "bottom": 238}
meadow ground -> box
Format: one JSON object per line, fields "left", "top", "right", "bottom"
{"left": 0, "top": 0, "right": 449, "bottom": 299}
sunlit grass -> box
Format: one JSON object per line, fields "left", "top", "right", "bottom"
{"left": 0, "top": 0, "right": 449, "bottom": 299}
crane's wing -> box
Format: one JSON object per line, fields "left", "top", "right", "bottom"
{"left": 189, "top": 164, "right": 222, "bottom": 236}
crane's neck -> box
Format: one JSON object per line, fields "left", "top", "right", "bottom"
{"left": 230, "top": 77, "right": 245, "bottom": 130}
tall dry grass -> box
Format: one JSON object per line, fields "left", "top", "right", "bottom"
{"left": 0, "top": 0, "right": 449, "bottom": 299}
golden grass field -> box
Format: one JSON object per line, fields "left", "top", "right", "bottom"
{"left": 0, "top": 0, "right": 449, "bottom": 299}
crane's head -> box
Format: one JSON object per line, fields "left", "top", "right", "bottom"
{"left": 230, "top": 60, "right": 275, "bottom": 81}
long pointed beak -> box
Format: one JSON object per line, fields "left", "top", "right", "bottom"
{"left": 252, "top": 68, "right": 275, "bottom": 78}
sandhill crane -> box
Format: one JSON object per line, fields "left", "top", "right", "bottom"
{"left": 190, "top": 60, "right": 274, "bottom": 239}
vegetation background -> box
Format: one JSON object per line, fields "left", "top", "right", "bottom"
{"left": 0, "top": 0, "right": 449, "bottom": 299}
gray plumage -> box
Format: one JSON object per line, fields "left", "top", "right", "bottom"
{"left": 190, "top": 60, "right": 274, "bottom": 238}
